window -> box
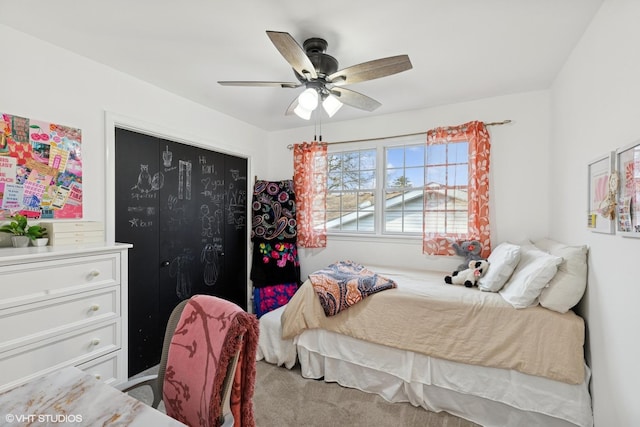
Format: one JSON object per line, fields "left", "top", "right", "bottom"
{"left": 422, "top": 141, "right": 469, "bottom": 235}
{"left": 324, "top": 136, "right": 469, "bottom": 236}
{"left": 385, "top": 145, "right": 426, "bottom": 233}
{"left": 326, "top": 149, "right": 376, "bottom": 232}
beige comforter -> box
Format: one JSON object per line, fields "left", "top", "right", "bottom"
{"left": 282, "top": 267, "right": 585, "bottom": 385}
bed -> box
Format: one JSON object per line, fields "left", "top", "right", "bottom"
{"left": 256, "top": 241, "right": 593, "bottom": 427}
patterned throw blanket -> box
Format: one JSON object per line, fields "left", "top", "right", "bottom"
{"left": 163, "top": 295, "right": 259, "bottom": 427}
{"left": 310, "top": 261, "right": 397, "bottom": 316}
{"left": 251, "top": 179, "right": 297, "bottom": 242}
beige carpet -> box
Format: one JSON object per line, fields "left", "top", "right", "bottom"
{"left": 254, "top": 361, "right": 480, "bottom": 427}
{"left": 130, "top": 360, "right": 480, "bottom": 426}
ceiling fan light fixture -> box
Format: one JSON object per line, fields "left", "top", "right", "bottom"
{"left": 298, "top": 88, "right": 319, "bottom": 110}
{"left": 322, "top": 94, "right": 343, "bottom": 117}
{"left": 293, "top": 104, "right": 313, "bottom": 120}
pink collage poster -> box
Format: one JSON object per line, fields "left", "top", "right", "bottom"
{"left": 0, "top": 113, "right": 82, "bottom": 220}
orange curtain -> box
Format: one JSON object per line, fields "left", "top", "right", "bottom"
{"left": 422, "top": 121, "right": 491, "bottom": 258}
{"left": 293, "top": 142, "right": 327, "bottom": 248}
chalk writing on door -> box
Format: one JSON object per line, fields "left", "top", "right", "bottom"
{"left": 169, "top": 248, "right": 195, "bottom": 299}
{"left": 127, "top": 206, "right": 156, "bottom": 228}
{"left": 178, "top": 160, "right": 192, "bottom": 200}
{"left": 163, "top": 145, "right": 173, "bottom": 168}
{"left": 166, "top": 194, "right": 187, "bottom": 227}
{"left": 201, "top": 242, "right": 223, "bottom": 287}
{"left": 227, "top": 169, "right": 247, "bottom": 230}
{"left": 130, "top": 164, "right": 164, "bottom": 200}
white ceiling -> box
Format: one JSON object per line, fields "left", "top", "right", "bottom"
{"left": 0, "top": 0, "right": 603, "bottom": 132}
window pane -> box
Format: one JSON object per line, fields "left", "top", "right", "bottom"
{"left": 449, "top": 142, "right": 468, "bottom": 163}
{"left": 328, "top": 153, "right": 342, "bottom": 171}
{"left": 327, "top": 171, "right": 341, "bottom": 190}
{"left": 448, "top": 164, "right": 468, "bottom": 187}
{"left": 341, "top": 220, "right": 358, "bottom": 231}
{"left": 359, "top": 170, "right": 376, "bottom": 188}
{"left": 386, "top": 147, "right": 404, "bottom": 168}
{"left": 385, "top": 190, "right": 403, "bottom": 211}
{"left": 360, "top": 150, "right": 376, "bottom": 169}
{"left": 403, "top": 210, "right": 423, "bottom": 233}
{"left": 359, "top": 194, "right": 375, "bottom": 211}
{"left": 426, "top": 144, "right": 446, "bottom": 165}
{"left": 343, "top": 174, "right": 359, "bottom": 190}
{"left": 425, "top": 166, "right": 447, "bottom": 186}
{"left": 342, "top": 193, "right": 358, "bottom": 213}
{"left": 386, "top": 169, "right": 405, "bottom": 189}
{"left": 405, "top": 145, "right": 425, "bottom": 167}
{"left": 345, "top": 152, "right": 360, "bottom": 168}
{"left": 384, "top": 210, "right": 403, "bottom": 232}
{"left": 405, "top": 166, "right": 423, "bottom": 187}
{"left": 383, "top": 185, "right": 423, "bottom": 233}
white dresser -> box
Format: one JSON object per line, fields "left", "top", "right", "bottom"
{"left": 0, "top": 243, "right": 132, "bottom": 392}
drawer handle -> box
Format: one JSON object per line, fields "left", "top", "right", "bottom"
{"left": 89, "top": 270, "right": 101, "bottom": 278}
{"left": 89, "top": 304, "right": 100, "bottom": 312}
{"left": 94, "top": 374, "right": 102, "bottom": 380}
{"left": 90, "top": 338, "right": 101, "bottom": 346}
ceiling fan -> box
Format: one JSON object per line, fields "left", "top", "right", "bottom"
{"left": 218, "top": 31, "right": 413, "bottom": 120}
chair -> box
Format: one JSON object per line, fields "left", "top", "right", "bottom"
{"left": 118, "top": 295, "right": 258, "bottom": 427}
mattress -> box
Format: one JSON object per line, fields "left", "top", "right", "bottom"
{"left": 282, "top": 266, "right": 585, "bottom": 384}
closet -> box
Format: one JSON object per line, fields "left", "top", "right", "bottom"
{"left": 114, "top": 128, "right": 248, "bottom": 376}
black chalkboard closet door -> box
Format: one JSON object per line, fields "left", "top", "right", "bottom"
{"left": 114, "top": 128, "right": 248, "bottom": 376}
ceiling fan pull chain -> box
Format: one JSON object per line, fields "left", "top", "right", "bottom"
{"left": 313, "top": 115, "right": 317, "bottom": 142}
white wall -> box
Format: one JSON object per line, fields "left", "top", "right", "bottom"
{"left": 550, "top": 1, "right": 640, "bottom": 425}
{"left": 0, "top": 25, "right": 267, "bottom": 247}
{"left": 5, "top": 11, "right": 630, "bottom": 423}
{"left": 266, "top": 91, "right": 553, "bottom": 277}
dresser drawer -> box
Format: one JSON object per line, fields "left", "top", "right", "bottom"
{"left": 0, "top": 319, "right": 120, "bottom": 391}
{"left": 77, "top": 351, "right": 121, "bottom": 384}
{"left": 0, "top": 253, "right": 119, "bottom": 306}
{"left": 0, "top": 287, "right": 119, "bottom": 350}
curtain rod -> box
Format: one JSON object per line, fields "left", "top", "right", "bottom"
{"left": 286, "top": 119, "right": 512, "bottom": 150}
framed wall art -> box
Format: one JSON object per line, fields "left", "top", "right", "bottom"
{"left": 0, "top": 112, "right": 82, "bottom": 220}
{"left": 587, "top": 152, "right": 616, "bottom": 234}
{"left": 616, "top": 140, "right": 640, "bottom": 238}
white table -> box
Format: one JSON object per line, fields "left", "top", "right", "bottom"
{"left": 0, "top": 366, "right": 185, "bottom": 426}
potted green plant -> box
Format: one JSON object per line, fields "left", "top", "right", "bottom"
{"left": 26, "top": 223, "right": 48, "bottom": 246}
{"left": 0, "top": 214, "right": 48, "bottom": 247}
{"left": 0, "top": 214, "right": 30, "bottom": 247}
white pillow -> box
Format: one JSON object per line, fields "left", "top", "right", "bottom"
{"left": 477, "top": 242, "right": 521, "bottom": 292}
{"left": 534, "top": 238, "right": 588, "bottom": 313}
{"left": 499, "top": 245, "right": 563, "bottom": 309}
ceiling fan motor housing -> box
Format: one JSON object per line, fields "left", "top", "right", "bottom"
{"left": 303, "top": 38, "right": 338, "bottom": 77}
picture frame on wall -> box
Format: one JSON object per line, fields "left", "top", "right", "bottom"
{"left": 616, "top": 140, "right": 640, "bottom": 238}
{"left": 587, "top": 152, "right": 616, "bottom": 234}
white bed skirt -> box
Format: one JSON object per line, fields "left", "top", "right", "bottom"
{"left": 256, "top": 306, "right": 593, "bottom": 427}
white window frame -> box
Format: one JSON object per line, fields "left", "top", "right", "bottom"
{"left": 327, "top": 134, "right": 463, "bottom": 239}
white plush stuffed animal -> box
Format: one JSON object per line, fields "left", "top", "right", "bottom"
{"left": 444, "top": 259, "right": 489, "bottom": 288}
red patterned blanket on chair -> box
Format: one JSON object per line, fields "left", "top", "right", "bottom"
{"left": 163, "top": 295, "right": 259, "bottom": 427}
{"left": 309, "top": 261, "right": 397, "bottom": 316}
